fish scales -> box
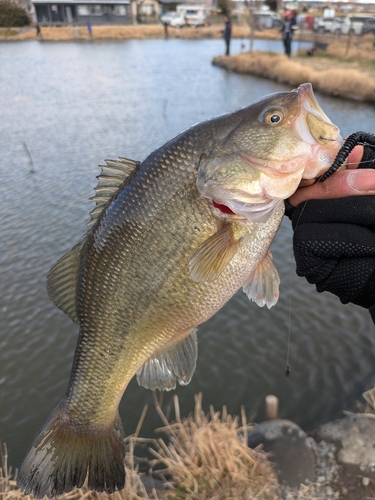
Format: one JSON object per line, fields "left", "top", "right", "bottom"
{"left": 18, "top": 83, "right": 344, "bottom": 498}
{"left": 70, "top": 125, "right": 270, "bottom": 420}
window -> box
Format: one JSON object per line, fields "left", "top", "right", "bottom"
{"left": 78, "top": 4, "right": 90, "bottom": 15}
{"left": 92, "top": 5, "right": 102, "bottom": 15}
{"left": 140, "top": 3, "right": 154, "bottom": 15}
{"left": 113, "top": 4, "right": 126, "bottom": 15}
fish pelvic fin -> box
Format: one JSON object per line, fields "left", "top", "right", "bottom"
{"left": 87, "top": 157, "right": 140, "bottom": 232}
{"left": 136, "top": 328, "right": 198, "bottom": 391}
{"left": 189, "top": 224, "right": 241, "bottom": 282}
{"left": 17, "top": 401, "right": 125, "bottom": 498}
{"left": 243, "top": 251, "right": 280, "bottom": 309}
{"left": 47, "top": 242, "right": 84, "bottom": 324}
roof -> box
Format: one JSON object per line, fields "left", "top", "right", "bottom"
{"left": 32, "top": 0, "right": 130, "bottom": 4}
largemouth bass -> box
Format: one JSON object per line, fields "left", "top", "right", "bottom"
{"left": 18, "top": 83, "right": 342, "bottom": 498}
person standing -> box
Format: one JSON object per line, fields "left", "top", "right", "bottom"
{"left": 87, "top": 22, "right": 93, "bottom": 41}
{"left": 281, "top": 10, "right": 297, "bottom": 57}
{"left": 223, "top": 15, "right": 232, "bottom": 56}
{"left": 35, "top": 22, "right": 41, "bottom": 40}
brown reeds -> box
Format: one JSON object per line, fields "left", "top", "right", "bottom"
{"left": 150, "top": 393, "right": 280, "bottom": 499}
{"left": 0, "top": 442, "right": 18, "bottom": 500}
{"left": 0, "top": 24, "right": 252, "bottom": 42}
{"left": 213, "top": 51, "right": 375, "bottom": 102}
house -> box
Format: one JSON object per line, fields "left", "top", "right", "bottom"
{"left": 32, "top": 0, "right": 132, "bottom": 25}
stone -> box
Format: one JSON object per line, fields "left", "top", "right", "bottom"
{"left": 248, "top": 419, "right": 316, "bottom": 487}
{"left": 362, "top": 476, "right": 370, "bottom": 487}
{"left": 316, "top": 414, "right": 375, "bottom": 470}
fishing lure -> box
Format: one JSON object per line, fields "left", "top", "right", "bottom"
{"left": 319, "top": 131, "right": 375, "bottom": 182}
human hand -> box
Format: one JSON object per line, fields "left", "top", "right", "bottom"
{"left": 288, "top": 145, "right": 375, "bottom": 207}
{"left": 286, "top": 144, "right": 375, "bottom": 310}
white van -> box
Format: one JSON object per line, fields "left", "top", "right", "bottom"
{"left": 340, "top": 15, "right": 375, "bottom": 35}
{"left": 175, "top": 5, "right": 210, "bottom": 27}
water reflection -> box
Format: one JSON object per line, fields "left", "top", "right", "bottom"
{"left": 0, "top": 39, "right": 374, "bottom": 467}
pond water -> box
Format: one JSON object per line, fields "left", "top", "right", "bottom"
{"left": 1, "top": 38, "right": 375, "bottom": 468}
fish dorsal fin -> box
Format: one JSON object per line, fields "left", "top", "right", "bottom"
{"left": 243, "top": 251, "right": 280, "bottom": 309}
{"left": 87, "top": 157, "right": 140, "bottom": 231}
{"left": 189, "top": 224, "right": 241, "bottom": 282}
{"left": 136, "top": 328, "right": 198, "bottom": 391}
{"left": 47, "top": 242, "right": 84, "bottom": 324}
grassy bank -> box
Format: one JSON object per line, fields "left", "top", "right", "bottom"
{"left": 213, "top": 50, "right": 375, "bottom": 102}
{"left": 0, "top": 24, "right": 255, "bottom": 41}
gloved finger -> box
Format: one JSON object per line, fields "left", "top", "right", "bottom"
{"left": 293, "top": 222, "right": 375, "bottom": 260}
{"left": 291, "top": 196, "right": 375, "bottom": 230}
{"left": 314, "top": 256, "right": 375, "bottom": 308}
{"left": 293, "top": 223, "right": 375, "bottom": 308}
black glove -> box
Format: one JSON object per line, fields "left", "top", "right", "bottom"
{"left": 286, "top": 145, "right": 375, "bottom": 310}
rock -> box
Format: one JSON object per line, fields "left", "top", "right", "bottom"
{"left": 315, "top": 414, "right": 375, "bottom": 470}
{"left": 248, "top": 419, "right": 316, "bottom": 487}
{"left": 362, "top": 476, "right": 370, "bottom": 487}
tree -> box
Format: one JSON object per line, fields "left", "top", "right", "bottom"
{"left": 0, "top": 1, "right": 30, "bottom": 27}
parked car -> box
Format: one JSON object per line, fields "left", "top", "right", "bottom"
{"left": 160, "top": 11, "right": 177, "bottom": 25}
{"left": 362, "top": 17, "right": 375, "bottom": 34}
{"left": 340, "top": 15, "right": 375, "bottom": 35}
{"left": 313, "top": 17, "right": 342, "bottom": 34}
{"left": 161, "top": 5, "right": 210, "bottom": 28}
{"left": 161, "top": 11, "right": 186, "bottom": 27}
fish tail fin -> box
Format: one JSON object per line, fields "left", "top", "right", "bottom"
{"left": 17, "top": 402, "right": 125, "bottom": 498}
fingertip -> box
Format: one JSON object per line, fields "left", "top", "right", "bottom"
{"left": 347, "top": 169, "right": 375, "bottom": 192}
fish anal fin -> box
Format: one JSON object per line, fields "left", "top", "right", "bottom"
{"left": 189, "top": 224, "right": 241, "bottom": 282}
{"left": 136, "top": 328, "right": 198, "bottom": 391}
{"left": 243, "top": 251, "right": 280, "bottom": 309}
{"left": 87, "top": 157, "right": 140, "bottom": 231}
{"left": 17, "top": 401, "right": 125, "bottom": 498}
{"left": 47, "top": 242, "right": 84, "bottom": 324}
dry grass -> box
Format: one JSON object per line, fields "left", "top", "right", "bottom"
{"left": 213, "top": 51, "right": 375, "bottom": 102}
{"left": 0, "top": 394, "right": 279, "bottom": 500}
{"left": 0, "top": 24, "right": 252, "bottom": 42}
{"left": 151, "top": 393, "right": 279, "bottom": 499}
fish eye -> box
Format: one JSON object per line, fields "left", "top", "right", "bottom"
{"left": 259, "top": 107, "right": 285, "bottom": 126}
{"left": 270, "top": 113, "right": 281, "bottom": 123}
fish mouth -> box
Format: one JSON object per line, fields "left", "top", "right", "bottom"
{"left": 210, "top": 194, "right": 282, "bottom": 223}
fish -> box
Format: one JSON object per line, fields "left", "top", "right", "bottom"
{"left": 17, "top": 83, "right": 342, "bottom": 498}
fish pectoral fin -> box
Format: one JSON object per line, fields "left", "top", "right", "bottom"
{"left": 242, "top": 251, "right": 280, "bottom": 309}
{"left": 189, "top": 224, "right": 241, "bottom": 282}
{"left": 87, "top": 157, "right": 140, "bottom": 232}
{"left": 47, "top": 241, "right": 84, "bottom": 324}
{"left": 136, "top": 328, "right": 198, "bottom": 391}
